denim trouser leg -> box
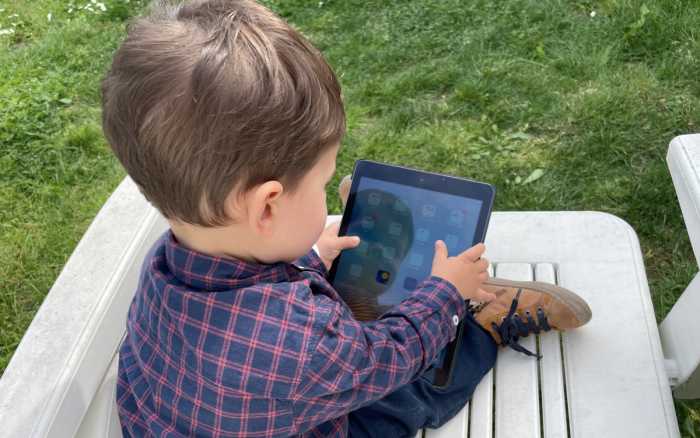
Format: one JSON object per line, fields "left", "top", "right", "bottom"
{"left": 347, "top": 311, "right": 497, "bottom": 438}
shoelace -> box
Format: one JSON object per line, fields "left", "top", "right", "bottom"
{"left": 490, "top": 289, "right": 552, "bottom": 359}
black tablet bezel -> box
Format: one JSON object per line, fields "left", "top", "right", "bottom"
{"left": 328, "top": 159, "right": 495, "bottom": 388}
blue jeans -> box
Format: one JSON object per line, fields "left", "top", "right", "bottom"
{"left": 347, "top": 311, "right": 497, "bottom": 438}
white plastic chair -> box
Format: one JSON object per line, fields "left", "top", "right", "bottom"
{"left": 1, "top": 134, "right": 699, "bottom": 437}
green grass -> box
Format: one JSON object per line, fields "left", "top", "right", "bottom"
{"left": 1, "top": 0, "right": 699, "bottom": 434}
{"left": 0, "top": 0, "right": 139, "bottom": 373}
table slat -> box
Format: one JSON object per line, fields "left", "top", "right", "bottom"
{"left": 424, "top": 404, "right": 469, "bottom": 438}
{"left": 535, "top": 263, "right": 569, "bottom": 438}
{"left": 493, "top": 263, "right": 541, "bottom": 438}
{"left": 468, "top": 369, "right": 493, "bottom": 438}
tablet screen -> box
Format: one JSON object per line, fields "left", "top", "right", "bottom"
{"left": 332, "top": 176, "right": 483, "bottom": 318}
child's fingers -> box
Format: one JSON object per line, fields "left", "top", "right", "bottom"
{"left": 431, "top": 240, "right": 448, "bottom": 266}
{"left": 476, "top": 258, "right": 489, "bottom": 271}
{"left": 458, "top": 242, "right": 485, "bottom": 263}
{"left": 335, "top": 235, "right": 360, "bottom": 250}
{"left": 339, "top": 175, "right": 352, "bottom": 209}
{"left": 325, "top": 221, "right": 341, "bottom": 235}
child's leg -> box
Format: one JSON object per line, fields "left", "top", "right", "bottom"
{"left": 347, "top": 311, "right": 497, "bottom": 438}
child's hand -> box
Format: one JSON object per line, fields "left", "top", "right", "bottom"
{"left": 430, "top": 241, "right": 496, "bottom": 302}
{"left": 339, "top": 174, "right": 351, "bottom": 209}
{"left": 316, "top": 221, "right": 360, "bottom": 270}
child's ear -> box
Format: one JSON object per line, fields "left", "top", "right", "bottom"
{"left": 246, "top": 180, "right": 284, "bottom": 235}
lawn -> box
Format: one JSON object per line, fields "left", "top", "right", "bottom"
{"left": 1, "top": 0, "right": 699, "bottom": 434}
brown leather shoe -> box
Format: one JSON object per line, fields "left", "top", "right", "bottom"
{"left": 474, "top": 277, "right": 592, "bottom": 358}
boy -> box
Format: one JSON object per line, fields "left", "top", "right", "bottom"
{"left": 101, "top": 1, "right": 591, "bottom": 436}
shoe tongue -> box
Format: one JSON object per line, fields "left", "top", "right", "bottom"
{"left": 479, "top": 291, "right": 549, "bottom": 324}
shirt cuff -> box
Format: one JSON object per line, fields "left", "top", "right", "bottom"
{"left": 417, "top": 275, "right": 468, "bottom": 332}
{"left": 293, "top": 248, "right": 328, "bottom": 277}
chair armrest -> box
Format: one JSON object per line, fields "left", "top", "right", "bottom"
{"left": 0, "top": 177, "right": 167, "bottom": 437}
{"left": 667, "top": 134, "right": 700, "bottom": 267}
{"left": 660, "top": 134, "right": 700, "bottom": 398}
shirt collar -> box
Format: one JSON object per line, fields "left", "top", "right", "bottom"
{"left": 164, "top": 230, "right": 294, "bottom": 291}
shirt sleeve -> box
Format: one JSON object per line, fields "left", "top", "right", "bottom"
{"left": 290, "top": 275, "right": 467, "bottom": 432}
{"left": 293, "top": 248, "right": 328, "bottom": 277}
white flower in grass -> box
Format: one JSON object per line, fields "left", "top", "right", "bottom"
{"left": 47, "top": 12, "right": 52, "bottom": 21}
{"left": 0, "top": 28, "right": 15, "bottom": 36}
{"left": 590, "top": 10, "right": 596, "bottom": 18}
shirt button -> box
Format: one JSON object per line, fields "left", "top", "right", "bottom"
{"left": 452, "top": 315, "right": 459, "bottom": 326}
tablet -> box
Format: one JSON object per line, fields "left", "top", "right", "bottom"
{"left": 328, "top": 160, "right": 495, "bottom": 388}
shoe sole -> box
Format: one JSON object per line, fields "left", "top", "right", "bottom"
{"left": 484, "top": 277, "right": 592, "bottom": 326}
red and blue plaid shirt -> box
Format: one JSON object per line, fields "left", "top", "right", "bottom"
{"left": 117, "top": 230, "right": 467, "bottom": 437}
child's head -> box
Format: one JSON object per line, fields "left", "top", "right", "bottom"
{"left": 101, "top": 0, "right": 345, "bottom": 262}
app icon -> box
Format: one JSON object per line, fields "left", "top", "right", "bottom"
{"left": 416, "top": 228, "right": 430, "bottom": 242}
{"left": 445, "top": 234, "right": 458, "bottom": 249}
{"left": 403, "top": 277, "right": 418, "bottom": 290}
{"left": 422, "top": 204, "right": 436, "bottom": 218}
{"left": 376, "top": 270, "right": 391, "bottom": 284}
{"left": 408, "top": 253, "right": 424, "bottom": 268}
{"left": 382, "top": 246, "right": 396, "bottom": 259}
{"left": 355, "top": 241, "right": 369, "bottom": 255}
{"left": 393, "top": 200, "right": 408, "bottom": 212}
{"left": 389, "top": 222, "right": 402, "bottom": 236}
{"left": 361, "top": 216, "right": 375, "bottom": 230}
{"left": 448, "top": 209, "right": 465, "bottom": 226}
{"left": 369, "top": 244, "right": 383, "bottom": 258}
{"left": 368, "top": 192, "right": 382, "bottom": 206}
{"left": 350, "top": 264, "right": 363, "bottom": 277}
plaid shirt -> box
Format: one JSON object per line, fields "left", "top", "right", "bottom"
{"left": 117, "top": 230, "right": 467, "bottom": 437}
